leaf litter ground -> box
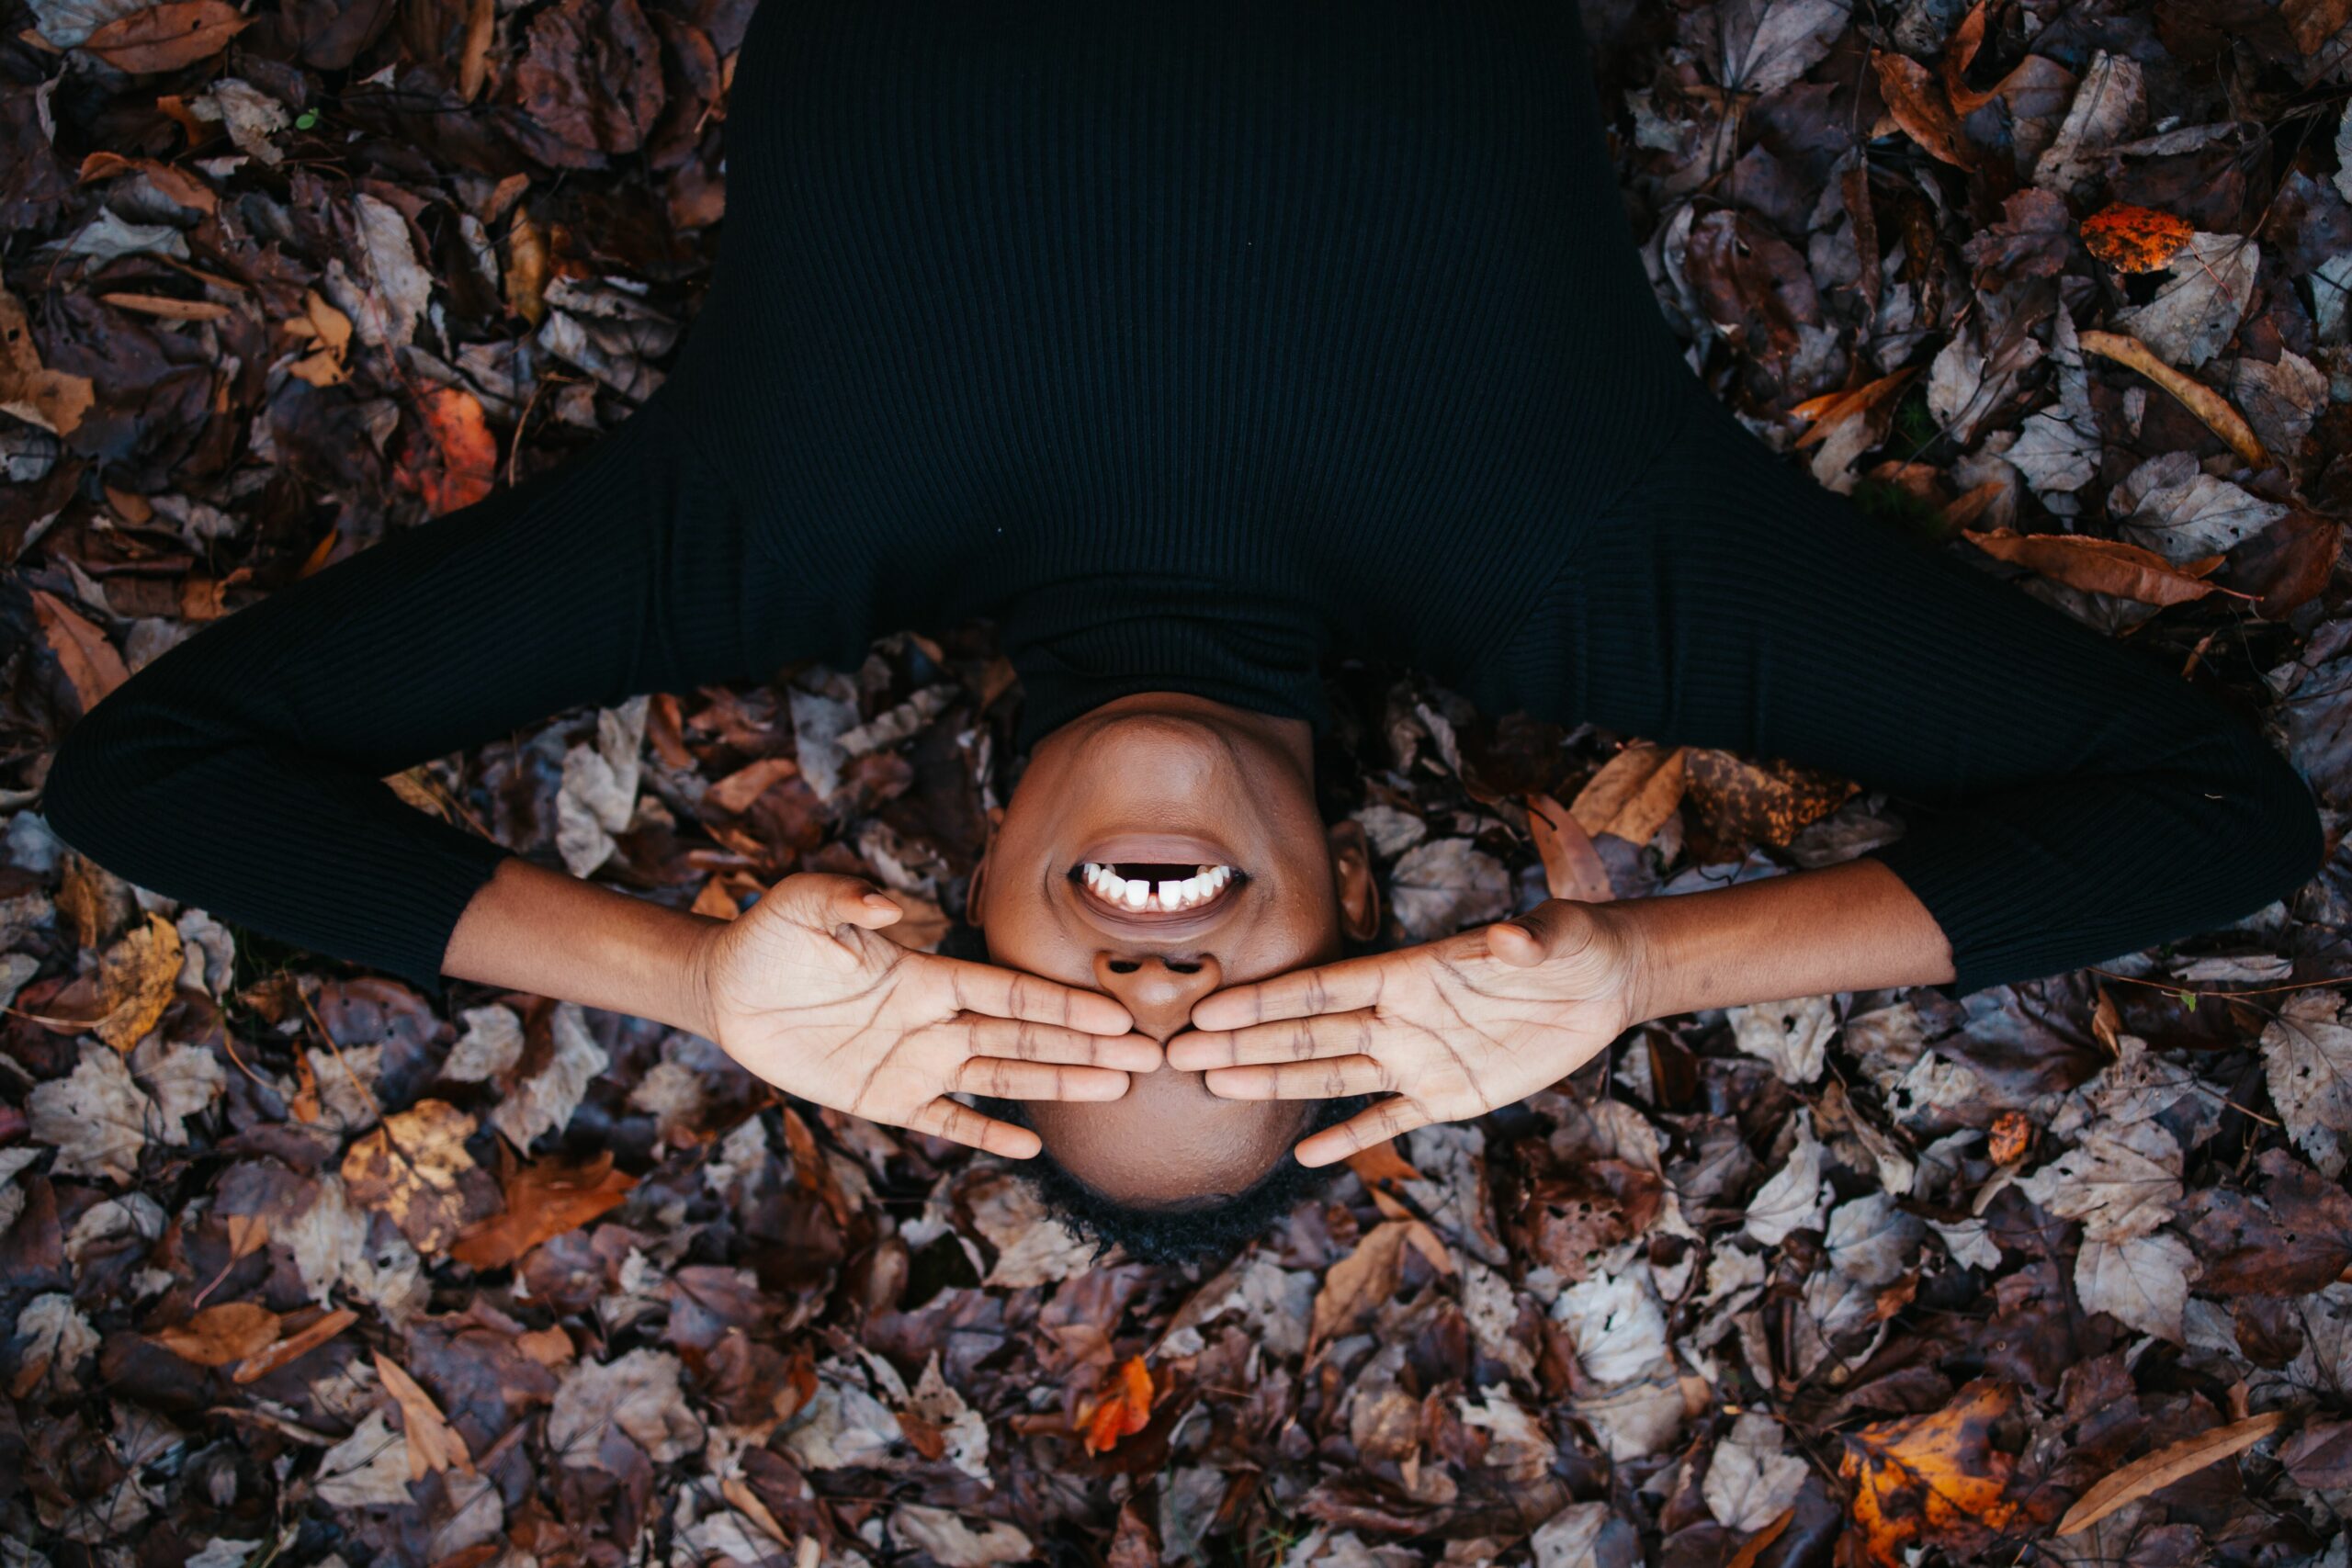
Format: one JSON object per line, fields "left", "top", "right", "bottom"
{"left": 5, "top": 0, "right": 2352, "bottom": 1563}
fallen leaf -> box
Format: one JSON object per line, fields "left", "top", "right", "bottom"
{"left": 1524, "top": 791, "right": 1612, "bottom": 902}
{"left": 393, "top": 387, "right": 498, "bottom": 515}
{"left": 1839, "top": 1380, "right": 2019, "bottom": 1565}
{"left": 2079, "top": 329, "right": 2270, "bottom": 468}
{"left": 340, "top": 1099, "right": 490, "bottom": 1253}
{"left": 1079, "top": 1356, "right": 1154, "bottom": 1454}
{"left": 32, "top": 590, "right": 130, "bottom": 714}
{"left": 447, "top": 1150, "right": 636, "bottom": 1269}
{"left": 0, "top": 292, "right": 97, "bottom": 436}
{"left": 153, "top": 1301, "right": 281, "bottom": 1367}
{"left": 90, "top": 910, "right": 182, "bottom": 1051}
{"left": 1872, "top": 51, "right": 1973, "bottom": 166}
{"left": 2055, "top": 1410, "right": 2281, "bottom": 1534}
{"left": 230, "top": 1306, "right": 356, "bottom": 1383}
{"left": 1570, "top": 742, "right": 1688, "bottom": 845}
{"left": 373, "top": 1350, "right": 474, "bottom": 1478}
{"left": 78, "top": 0, "right": 251, "bottom": 72}
{"left": 2081, "top": 204, "right": 2193, "bottom": 274}
{"left": 1962, "top": 529, "right": 2225, "bottom": 606}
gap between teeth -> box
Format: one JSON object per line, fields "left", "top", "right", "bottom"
{"left": 1081, "top": 863, "right": 1234, "bottom": 913}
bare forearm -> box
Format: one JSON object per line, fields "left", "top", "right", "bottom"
{"left": 1601, "top": 856, "right": 1956, "bottom": 1024}
{"left": 441, "top": 855, "right": 721, "bottom": 1037}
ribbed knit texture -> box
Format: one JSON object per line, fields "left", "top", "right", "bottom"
{"left": 42, "top": 0, "right": 2325, "bottom": 1002}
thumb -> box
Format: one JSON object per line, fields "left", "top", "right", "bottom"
{"left": 1487, "top": 899, "right": 1584, "bottom": 967}
{"left": 764, "top": 873, "right": 903, "bottom": 931}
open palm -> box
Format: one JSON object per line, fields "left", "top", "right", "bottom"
{"left": 1165, "top": 899, "right": 1641, "bottom": 1165}
{"left": 698, "top": 874, "right": 1150, "bottom": 1157}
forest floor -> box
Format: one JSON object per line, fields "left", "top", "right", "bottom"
{"left": 4, "top": 0, "right": 2352, "bottom": 1563}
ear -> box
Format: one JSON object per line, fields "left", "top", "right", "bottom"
{"left": 1327, "top": 818, "right": 1382, "bottom": 942}
{"left": 965, "top": 804, "right": 1007, "bottom": 929}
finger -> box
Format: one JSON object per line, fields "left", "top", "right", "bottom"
{"left": 765, "top": 873, "right": 901, "bottom": 930}
{"left": 961, "top": 1019, "right": 1164, "bottom": 1073}
{"left": 907, "top": 1096, "right": 1042, "bottom": 1159}
{"left": 952, "top": 1058, "right": 1133, "bottom": 1101}
{"left": 1188, "top": 957, "right": 1387, "bottom": 1032}
{"left": 1295, "top": 1097, "right": 1432, "bottom": 1168}
{"left": 1165, "top": 1010, "right": 1381, "bottom": 1070}
{"left": 1486, "top": 918, "right": 1548, "bottom": 967}
{"left": 934, "top": 957, "right": 1135, "bottom": 1036}
{"left": 1201, "top": 1055, "right": 1394, "bottom": 1100}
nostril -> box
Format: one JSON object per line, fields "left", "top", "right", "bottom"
{"left": 1165, "top": 960, "right": 1202, "bottom": 975}
{"left": 1106, "top": 959, "right": 1141, "bottom": 974}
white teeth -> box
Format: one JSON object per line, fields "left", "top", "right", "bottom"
{"left": 1079, "top": 862, "right": 1239, "bottom": 913}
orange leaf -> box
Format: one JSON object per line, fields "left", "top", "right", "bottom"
{"left": 2080, "top": 204, "right": 2193, "bottom": 275}
{"left": 395, "top": 386, "right": 499, "bottom": 514}
{"left": 1840, "top": 1380, "right": 2019, "bottom": 1566}
{"left": 231, "top": 1306, "right": 356, "bottom": 1384}
{"left": 79, "top": 1, "right": 253, "bottom": 73}
{"left": 31, "top": 590, "right": 128, "bottom": 713}
{"left": 1871, "top": 51, "right": 1973, "bottom": 167}
{"left": 1080, "top": 1356, "right": 1155, "bottom": 1453}
{"left": 1345, "top": 1140, "right": 1423, "bottom": 1190}
{"left": 447, "top": 1151, "right": 636, "bottom": 1269}
{"left": 1961, "top": 528, "right": 2228, "bottom": 607}
{"left": 153, "top": 1301, "right": 281, "bottom": 1367}
{"left": 1988, "top": 1111, "right": 2032, "bottom": 1166}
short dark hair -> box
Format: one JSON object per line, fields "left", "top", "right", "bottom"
{"left": 975, "top": 1093, "right": 1373, "bottom": 1267}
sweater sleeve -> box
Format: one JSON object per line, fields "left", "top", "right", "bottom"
{"left": 1474, "top": 386, "right": 2326, "bottom": 1001}
{"left": 41, "top": 392, "right": 817, "bottom": 999}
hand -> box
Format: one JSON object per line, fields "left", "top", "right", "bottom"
{"left": 692, "top": 874, "right": 1150, "bottom": 1158}
{"left": 1165, "top": 899, "right": 1644, "bottom": 1166}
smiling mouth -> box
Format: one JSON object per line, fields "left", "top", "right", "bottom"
{"left": 1073, "top": 862, "right": 1243, "bottom": 916}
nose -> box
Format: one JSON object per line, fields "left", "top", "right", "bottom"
{"left": 1091, "top": 952, "right": 1223, "bottom": 1043}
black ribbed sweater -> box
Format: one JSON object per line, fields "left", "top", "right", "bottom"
{"left": 42, "top": 0, "right": 2325, "bottom": 1005}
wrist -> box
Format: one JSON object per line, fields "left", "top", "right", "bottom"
{"left": 1589, "top": 898, "right": 1661, "bottom": 1030}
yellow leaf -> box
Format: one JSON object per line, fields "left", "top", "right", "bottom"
{"left": 93, "top": 911, "right": 182, "bottom": 1053}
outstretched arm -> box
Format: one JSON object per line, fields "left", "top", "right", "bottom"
{"left": 42, "top": 392, "right": 797, "bottom": 1006}
{"left": 1178, "top": 382, "right": 2324, "bottom": 1162}
{"left": 1491, "top": 383, "right": 2323, "bottom": 1003}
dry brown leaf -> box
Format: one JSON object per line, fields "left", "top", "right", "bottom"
{"left": 705, "top": 755, "right": 800, "bottom": 813}
{"left": 1961, "top": 529, "right": 2226, "bottom": 606}
{"left": 373, "top": 1349, "right": 475, "bottom": 1478}
{"left": 1871, "top": 51, "right": 1973, "bottom": 166}
{"left": 153, "top": 1301, "right": 282, "bottom": 1367}
{"left": 1683, "top": 750, "right": 1858, "bottom": 849}
{"left": 2079, "top": 329, "right": 2270, "bottom": 468}
{"left": 1525, "top": 791, "right": 1612, "bottom": 903}
{"left": 98, "top": 292, "right": 229, "bottom": 321}
{"left": 32, "top": 590, "right": 129, "bottom": 714}
{"left": 2055, "top": 1410, "right": 2281, "bottom": 1534}
{"left": 448, "top": 1150, "right": 637, "bottom": 1269}
{"left": 231, "top": 1306, "right": 356, "bottom": 1384}
{"left": 0, "top": 290, "right": 96, "bottom": 436}
{"left": 76, "top": 151, "right": 218, "bottom": 211}
{"left": 1569, "top": 742, "right": 1687, "bottom": 846}
{"left": 93, "top": 911, "right": 183, "bottom": 1052}
{"left": 506, "top": 208, "right": 549, "bottom": 326}
{"left": 340, "top": 1099, "right": 487, "bottom": 1253}
{"left": 1308, "top": 1219, "right": 1451, "bottom": 1352}
{"left": 79, "top": 1, "right": 252, "bottom": 72}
